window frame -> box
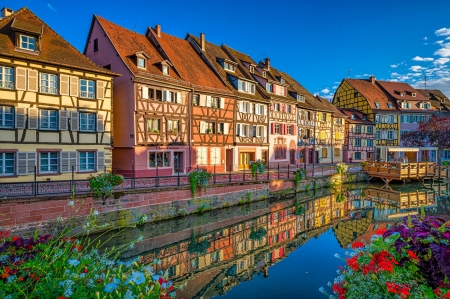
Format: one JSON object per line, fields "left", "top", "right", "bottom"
{"left": 40, "top": 73, "right": 59, "bottom": 95}
{"left": 79, "top": 79, "right": 96, "bottom": 99}
{"left": 79, "top": 112, "right": 96, "bottom": 132}
{"left": 78, "top": 151, "right": 96, "bottom": 172}
{"left": 0, "top": 106, "right": 14, "bottom": 129}
{"left": 20, "top": 34, "right": 36, "bottom": 51}
{"left": 0, "top": 66, "right": 14, "bottom": 89}
{"left": 0, "top": 152, "right": 15, "bottom": 176}
{"left": 146, "top": 118, "right": 161, "bottom": 134}
{"left": 148, "top": 151, "right": 171, "bottom": 168}
{"left": 39, "top": 109, "right": 58, "bottom": 131}
{"left": 275, "top": 124, "right": 281, "bottom": 134}
{"left": 39, "top": 151, "right": 59, "bottom": 174}
{"left": 137, "top": 58, "right": 146, "bottom": 69}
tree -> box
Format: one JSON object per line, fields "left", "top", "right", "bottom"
{"left": 401, "top": 115, "right": 450, "bottom": 164}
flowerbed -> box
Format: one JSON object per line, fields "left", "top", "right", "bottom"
{"left": 322, "top": 215, "right": 450, "bottom": 299}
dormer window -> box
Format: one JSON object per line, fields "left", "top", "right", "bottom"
{"left": 375, "top": 102, "right": 380, "bottom": 108}
{"left": 137, "top": 58, "right": 146, "bottom": 69}
{"left": 266, "top": 83, "right": 273, "bottom": 93}
{"left": 387, "top": 102, "right": 393, "bottom": 108}
{"left": 412, "top": 92, "right": 416, "bottom": 97}
{"left": 351, "top": 114, "right": 355, "bottom": 120}
{"left": 20, "top": 35, "right": 36, "bottom": 51}
{"left": 279, "top": 77, "right": 285, "bottom": 84}
{"left": 297, "top": 95, "right": 305, "bottom": 102}
{"left": 362, "top": 115, "right": 367, "bottom": 120}
{"left": 11, "top": 18, "right": 43, "bottom": 54}
{"left": 224, "top": 61, "right": 235, "bottom": 72}
{"left": 401, "top": 92, "right": 405, "bottom": 97}
{"left": 162, "top": 65, "right": 169, "bottom": 75}
{"left": 249, "top": 65, "right": 254, "bottom": 73}
{"left": 262, "top": 70, "right": 266, "bottom": 78}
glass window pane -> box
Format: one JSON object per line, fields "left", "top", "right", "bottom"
{"left": 149, "top": 152, "right": 156, "bottom": 167}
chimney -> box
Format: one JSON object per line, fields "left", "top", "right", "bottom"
{"left": 369, "top": 75, "right": 375, "bottom": 83}
{"left": 200, "top": 33, "right": 205, "bottom": 51}
{"left": 155, "top": 24, "right": 161, "bottom": 38}
{"left": 265, "top": 58, "right": 270, "bottom": 71}
{"left": 1, "top": 7, "right": 14, "bottom": 18}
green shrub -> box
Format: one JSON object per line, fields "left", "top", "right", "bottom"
{"left": 188, "top": 169, "right": 212, "bottom": 197}
{"left": 336, "top": 162, "right": 349, "bottom": 175}
{"left": 87, "top": 172, "right": 124, "bottom": 204}
{"left": 250, "top": 160, "right": 266, "bottom": 178}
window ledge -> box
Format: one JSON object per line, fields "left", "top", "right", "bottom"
{"left": 14, "top": 47, "right": 40, "bottom": 55}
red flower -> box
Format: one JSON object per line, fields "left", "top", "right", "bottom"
{"left": 406, "top": 250, "right": 420, "bottom": 262}
{"left": 346, "top": 255, "right": 359, "bottom": 271}
{"left": 12, "top": 236, "right": 20, "bottom": 241}
{"left": 375, "top": 228, "right": 387, "bottom": 235}
{"left": 351, "top": 241, "right": 364, "bottom": 249}
{"left": 386, "top": 282, "right": 410, "bottom": 299}
{"left": 83, "top": 268, "right": 88, "bottom": 273}
{"left": 18, "top": 277, "right": 24, "bottom": 281}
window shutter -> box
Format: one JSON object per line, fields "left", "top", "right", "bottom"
{"left": 16, "top": 67, "right": 27, "bottom": 91}
{"left": 206, "top": 95, "right": 212, "bottom": 107}
{"left": 28, "top": 108, "right": 38, "bottom": 130}
{"left": 59, "top": 110, "right": 68, "bottom": 130}
{"left": 60, "top": 75, "right": 70, "bottom": 95}
{"left": 97, "top": 151, "right": 105, "bottom": 172}
{"left": 223, "top": 123, "right": 229, "bottom": 135}
{"left": 17, "top": 152, "right": 28, "bottom": 175}
{"left": 264, "top": 126, "right": 267, "bottom": 138}
{"left": 270, "top": 104, "right": 273, "bottom": 111}
{"left": 70, "top": 76, "right": 79, "bottom": 97}
{"left": 15, "top": 107, "right": 27, "bottom": 129}
{"left": 162, "top": 90, "right": 168, "bottom": 102}
{"left": 271, "top": 123, "right": 274, "bottom": 134}
{"left": 393, "top": 131, "right": 398, "bottom": 139}
{"left": 176, "top": 92, "right": 182, "bottom": 104}
{"left": 220, "top": 98, "right": 225, "bottom": 109}
{"left": 96, "top": 80, "right": 105, "bottom": 100}
{"left": 249, "top": 103, "right": 253, "bottom": 114}
{"left": 199, "top": 121, "right": 206, "bottom": 133}
{"left": 70, "top": 111, "right": 79, "bottom": 131}
{"left": 252, "top": 125, "right": 257, "bottom": 137}
{"left": 141, "top": 86, "right": 149, "bottom": 99}
{"left": 273, "top": 85, "right": 277, "bottom": 94}
{"left": 394, "top": 115, "right": 398, "bottom": 123}
{"left": 199, "top": 95, "right": 206, "bottom": 106}
{"left": 28, "top": 69, "right": 38, "bottom": 92}
{"left": 264, "top": 105, "right": 268, "bottom": 116}
{"left": 236, "top": 123, "right": 240, "bottom": 136}
{"left": 60, "top": 152, "right": 70, "bottom": 173}
{"left": 97, "top": 113, "right": 104, "bottom": 132}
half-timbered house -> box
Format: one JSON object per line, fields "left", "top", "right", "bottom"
{"left": 338, "top": 108, "right": 375, "bottom": 162}
{"left": 0, "top": 8, "right": 116, "bottom": 183}
{"left": 186, "top": 34, "right": 268, "bottom": 171}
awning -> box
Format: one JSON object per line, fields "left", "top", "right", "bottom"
{"left": 387, "top": 147, "right": 419, "bottom": 152}
{"left": 418, "top": 147, "right": 439, "bottom": 150}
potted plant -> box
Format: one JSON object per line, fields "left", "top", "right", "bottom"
{"left": 88, "top": 172, "right": 124, "bottom": 205}
{"left": 250, "top": 159, "right": 267, "bottom": 178}
{"left": 188, "top": 169, "right": 212, "bottom": 197}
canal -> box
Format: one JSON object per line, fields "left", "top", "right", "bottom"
{"left": 94, "top": 181, "right": 449, "bottom": 299}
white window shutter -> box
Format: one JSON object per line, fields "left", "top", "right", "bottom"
{"left": 28, "top": 69, "right": 38, "bottom": 92}
{"left": 70, "top": 111, "right": 79, "bottom": 131}
{"left": 28, "top": 108, "right": 38, "bottom": 130}
{"left": 59, "top": 110, "right": 68, "bottom": 130}
{"left": 60, "top": 152, "right": 69, "bottom": 173}
{"left": 393, "top": 131, "right": 398, "bottom": 139}
{"left": 238, "top": 102, "right": 243, "bottom": 113}
{"left": 17, "top": 152, "right": 28, "bottom": 175}
{"left": 223, "top": 123, "right": 229, "bottom": 135}
{"left": 27, "top": 152, "right": 36, "bottom": 175}
{"left": 15, "top": 107, "right": 27, "bottom": 129}
{"left": 97, "top": 113, "right": 104, "bottom": 132}
{"left": 263, "top": 105, "right": 267, "bottom": 116}
{"left": 16, "top": 67, "right": 27, "bottom": 91}
{"left": 199, "top": 121, "right": 206, "bottom": 133}
{"left": 97, "top": 151, "right": 105, "bottom": 171}
{"left": 96, "top": 80, "right": 105, "bottom": 100}
{"left": 264, "top": 126, "right": 267, "bottom": 138}
{"left": 176, "top": 92, "right": 182, "bottom": 104}
{"left": 70, "top": 76, "right": 79, "bottom": 97}
{"left": 162, "top": 90, "right": 168, "bottom": 102}
{"left": 60, "top": 75, "right": 70, "bottom": 96}
{"left": 141, "top": 86, "right": 149, "bottom": 99}
{"left": 206, "top": 95, "right": 212, "bottom": 107}
{"left": 249, "top": 103, "right": 253, "bottom": 114}
{"left": 199, "top": 95, "right": 206, "bottom": 106}
{"left": 220, "top": 98, "right": 225, "bottom": 109}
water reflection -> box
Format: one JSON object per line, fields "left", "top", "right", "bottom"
{"left": 95, "top": 181, "right": 449, "bottom": 299}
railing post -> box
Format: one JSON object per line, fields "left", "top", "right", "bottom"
{"left": 71, "top": 165, "right": 75, "bottom": 195}
{"left": 156, "top": 163, "right": 159, "bottom": 188}
{"left": 243, "top": 167, "right": 245, "bottom": 182}
{"left": 277, "top": 162, "right": 280, "bottom": 180}
{"left": 214, "top": 164, "right": 216, "bottom": 185}
{"left": 132, "top": 165, "right": 135, "bottom": 189}
{"left": 229, "top": 165, "right": 232, "bottom": 183}
{"left": 177, "top": 167, "right": 180, "bottom": 187}
{"left": 267, "top": 162, "right": 270, "bottom": 181}
{"left": 255, "top": 166, "right": 258, "bottom": 181}
{"left": 288, "top": 164, "right": 290, "bottom": 179}
{"left": 34, "top": 166, "right": 37, "bottom": 197}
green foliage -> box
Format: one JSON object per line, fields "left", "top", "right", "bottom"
{"left": 87, "top": 172, "right": 124, "bottom": 203}
{"left": 196, "top": 204, "right": 207, "bottom": 214}
{"left": 188, "top": 169, "right": 212, "bottom": 197}
{"left": 336, "top": 162, "right": 349, "bottom": 175}
{"left": 247, "top": 191, "right": 252, "bottom": 202}
{"left": 294, "top": 200, "right": 306, "bottom": 215}
{"left": 187, "top": 231, "right": 210, "bottom": 254}
{"left": 250, "top": 160, "right": 267, "bottom": 178}
{"left": 249, "top": 227, "right": 267, "bottom": 241}
{"left": 335, "top": 192, "right": 347, "bottom": 203}
{"left": 293, "top": 168, "right": 306, "bottom": 189}
{"left": 359, "top": 161, "right": 368, "bottom": 167}
{"left": 137, "top": 214, "right": 148, "bottom": 226}
{"left": 443, "top": 161, "right": 450, "bottom": 166}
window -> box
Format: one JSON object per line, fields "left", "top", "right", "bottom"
{"left": 249, "top": 65, "right": 254, "bottom": 73}
{"left": 137, "top": 58, "right": 146, "bottom": 69}
{"left": 266, "top": 83, "right": 273, "bottom": 93}
{"left": 286, "top": 105, "right": 292, "bottom": 113}
{"left": 40, "top": 152, "right": 58, "bottom": 173}
{"left": 40, "top": 109, "right": 58, "bottom": 130}
{"left": 387, "top": 131, "right": 394, "bottom": 139}
{"left": 238, "top": 80, "right": 255, "bottom": 94}
{"left": 367, "top": 126, "right": 373, "bottom": 134}
{"left": 0, "top": 152, "right": 14, "bottom": 176}
{"left": 241, "top": 101, "right": 251, "bottom": 113}
{"left": 362, "top": 115, "right": 367, "bottom": 120}
{"left": 367, "top": 139, "right": 373, "bottom": 147}
{"left": 167, "top": 119, "right": 179, "bottom": 133}
{"left": 0, "top": 106, "right": 14, "bottom": 128}
{"left": 280, "top": 78, "right": 285, "bottom": 84}
{"left": 93, "top": 38, "right": 98, "bottom": 52}
{"left": 40, "top": 73, "right": 58, "bottom": 94}
{"left": 255, "top": 104, "right": 264, "bottom": 115}
{"left": 224, "top": 61, "right": 235, "bottom": 72}
{"left": 350, "top": 114, "right": 355, "bottom": 120}
{"left": 257, "top": 125, "right": 265, "bottom": 137}
{"left": 287, "top": 125, "right": 293, "bottom": 135}
{"left": 80, "top": 112, "right": 96, "bottom": 132}
{"left": 162, "top": 65, "right": 169, "bottom": 75}
{"left": 375, "top": 115, "right": 380, "bottom": 123}
{"left": 79, "top": 152, "right": 95, "bottom": 172}
{"left": 147, "top": 118, "right": 160, "bottom": 133}
{"left": 375, "top": 130, "right": 381, "bottom": 140}
{"left": 321, "top": 113, "right": 326, "bottom": 122}
{"left": 211, "top": 97, "right": 221, "bottom": 108}
{"left": 20, "top": 35, "right": 36, "bottom": 51}
{"left": 149, "top": 152, "right": 170, "bottom": 167}
{"left": 354, "top": 92, "right": 359, "bottom": 98}
{"left": 0, "top": 66, "right": 14, "bottom": 89}
{"left": 274, "top": 145, "right": 287, "bottom": 159}
{"left": 196, "top": 147, "right": 207, "bottom": 165}
{"left": 387, "top": 102, "right": 393, "bottom": 108}
{"left": 193, "top": 95, "right": 199, "bottom": 106}
{"left": 274, "top": 103, "right": 280, "bottom": 111}
{"left": 375, "top": 102, "right": 380, "bottom": 108}
{"left": 355, "top": 125, "right": 361, "bottom": 134}
{"left": 297, "top": 95, "right": 305, "bottom": 102}
{"left": 354, "top": 152, "right": 361, "bottom": 159}
{"left": 387, "top": 115, "right": 394, "bottom": 123}
{"left": 412, "top": 92, "right": 416, "bottom": 97}
{"left": 205, "top": 122, "right": 215, "bottom": 134}
{"left": 334, "top": 148, "right": 341, "bottom": 156}
{"left": 80, "top": 79, "right": 95, "bottom": 99}
{"left": 322, "top": 148, "right": 328, "bottom": 158}
{"left": 275, "top": 124, "right": 281, "bottom": 134}
{"left": 335, "top": 118, "right": 343, "bottom": 125}
{"left": 355, "top": 139, "right": 361, "bottom": 146}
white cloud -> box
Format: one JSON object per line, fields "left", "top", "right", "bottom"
{"left": 332, "top": 85, "right": 338, "bottom": 89}
{"left": 390, "top": 61, "right": 405, "bottom": 68}
{"left": 321, "top": 88, "right": 330, "bottom": 94}
{"left": 435, "top": 28, "right": 450, "bottom": 36}
{"left": 436, "top": 40, "right": 444, "bottom": 44}
{"left": 434, "top": 58, "right": 450, "bottom": 65}
{"left": 47, "top": 3, "right": 57, "bottom": 12}
{"left": 412, "top": 77, "right": 450, "bottom": 97}
{"left": 410, "top": 65, "right": 423, "bottom": 72}
{"left": 424, "top": 36, "right": 428, "bottom": 40}
{"left": 322, "top": 95, "right": 333, "bottom": 101}
{"left": 412, "top": 56, "right": 434, "bottom": 62}
{"left": 435, "top": 47, "right": 450, "bottom": 57}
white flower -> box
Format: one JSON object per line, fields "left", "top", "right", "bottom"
{"left": 334, "top": 253, "right": 340, "bottom": 258}
{"left": 93, "top": 209, "right": 99, "bottom": 215}
{"left": 68, "top": 200, "right": 74, "bottom": 207}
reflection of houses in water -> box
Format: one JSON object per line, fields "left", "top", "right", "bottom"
{"left": 138, "top": 194, "right": 349, "bottom": 299}
{"left": 333, "top": 210, "right": 374, "bottom": 248}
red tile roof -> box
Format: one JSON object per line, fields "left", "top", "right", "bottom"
{"left": 345, "top": 79, "right": 397, "bottom": 112}
{"left": 338, "top": 108, "right": 374, "bottom": 124}
{"left": 377, "top": 81, "right": 434, "bottom": 113}
{"left": 315, "top": 96, "right": 347, "bottom": 118}
{"left": 151, "top": 29, "right": 231, "bottom": 93}
{"left": 0, "top": 8, "right": 115, "bottom": 75}
{"left": 95, "top": 16, "right": 186, "bottom": 85}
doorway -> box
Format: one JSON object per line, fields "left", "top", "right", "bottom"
{"left": 174, "top": 152, "right": 184, "bottom": 173}
{"left": 290, "top": 149, "right": 295, "bottom": 165}
{"left": 226, "top": 149, "right": 233, "bottom": 171}
{"left": 261, "top": 150, "right": 268, "bottom": 164}
{"left": 239, "top": 152, "right": 254, "bottom": 170}
{"left": 315, "top": 151, "right": 320, "bottom": 164}
{"left": 308, "top": 149, "right": 313, "bottom": 164}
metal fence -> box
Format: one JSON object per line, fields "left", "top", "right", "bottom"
{"left": 0, "top": 163, "right": 358, "bottom": 199}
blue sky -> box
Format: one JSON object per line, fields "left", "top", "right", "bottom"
{"left": 6, "top": 0, "right": 450, "bottom": 99}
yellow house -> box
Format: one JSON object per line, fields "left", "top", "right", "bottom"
{"left": 0, "top": 7, "right": 116, "bottom": 182}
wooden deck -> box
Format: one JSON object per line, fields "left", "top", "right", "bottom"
{"left": 362, "top": 162, "right": 449, "bottom": 184}
{"left": 364, "top": 187, "right": 436, "bottom": 209}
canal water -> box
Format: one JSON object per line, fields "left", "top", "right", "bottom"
{"left": 95, "top": 181, "right": 449, "bottom": 299}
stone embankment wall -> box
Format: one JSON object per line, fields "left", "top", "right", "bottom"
{"left": 0, "top": 172, "right": 368, "bottom": 236}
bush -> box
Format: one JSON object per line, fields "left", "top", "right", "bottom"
{"left": 321, "top": 215, "right": 450, "bottom": 299}
{"left": 293, "top": 168, "right": 307, "bottom": 189}
{"left": 250, "top": 160, "right": 267, "bottom": 178}
{"left": 188, "top": 169, "right": 212, "bottom": 197}
{"left": 336, "top": 162, "right": 349, "bottom": 175}
{"left": 249, "top": 228, "right": 267, "bottom": 241}
{"left": 88, "top": 172, "right": 124, "bottom": 204}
